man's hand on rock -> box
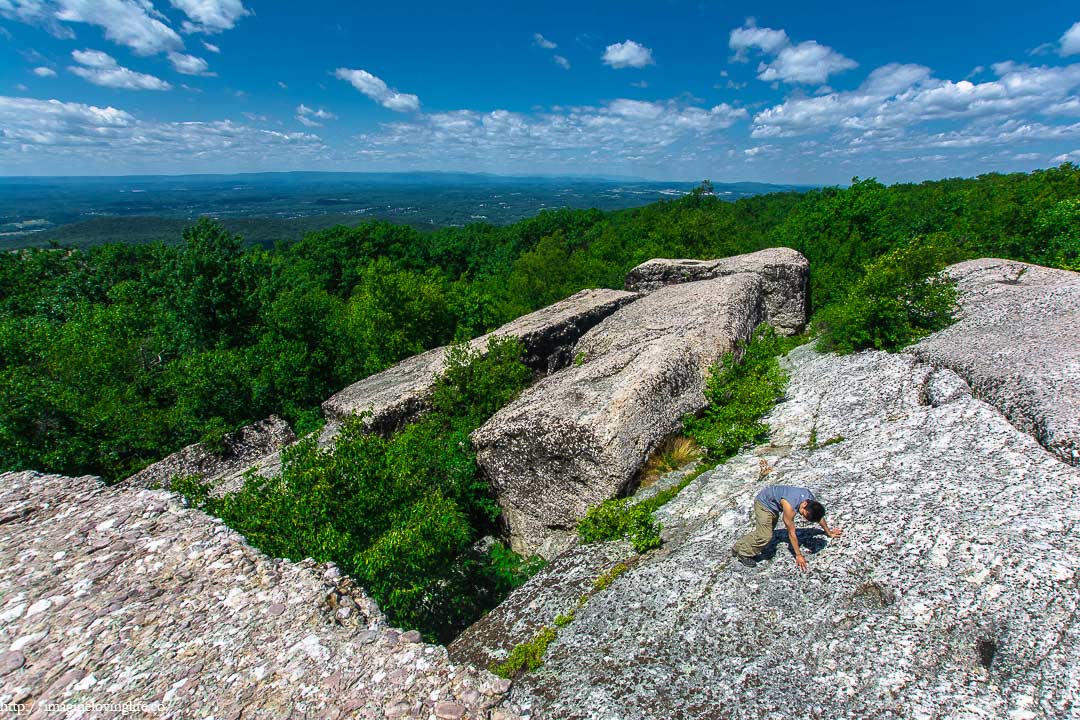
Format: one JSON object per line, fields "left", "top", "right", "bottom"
{"left": 826, "top": 527, "right": 843, "bottom": 539}
{"left": 795, "top": 554, "right": 808, "bottom": 571}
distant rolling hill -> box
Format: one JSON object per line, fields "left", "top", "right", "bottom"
{"left": 0, "top": 172, "right": 812, "bottom": 250}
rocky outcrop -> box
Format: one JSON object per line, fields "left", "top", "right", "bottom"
{"left": 123, "top": 415, "right": 296, "bottom": 494}
{"left": 911, "top": 258, "right": 1080, "bottom": 465}
{"left": 0, "top": 470, "right": 519, "bottom": 719}
{"left": 472, "top": 274, "right": 771, "bottom": 558}
{"left": 624, "top": 247, "right": 809, "bottom": 334}
{"left": 322, "top": 288, "right": 638, "bottom": 434}
{"left": 476, "top": 343, "right": 1080, "bottom": 719}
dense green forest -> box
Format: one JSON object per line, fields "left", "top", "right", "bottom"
{"left": 2, "top": 165, "right": 1078, "bottom": 483}
{"left": 3, "top": 163, "right": 1078, "bottom": 639}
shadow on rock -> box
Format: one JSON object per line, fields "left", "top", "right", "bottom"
{"left": 758, "top": 527, "right": 829, "bottom": 562}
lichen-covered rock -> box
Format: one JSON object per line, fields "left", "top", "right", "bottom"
{"left": 123, "top": 415, "right": 296, "bottom": 494}
{"left": 448, "top": 541, "right": 635, "bottom": 671}
{"left": 0, "top": 471, "right": 519, "bottom": 719}
{"left": 911, "top": 258, "right": 1080, "bottom": 465}
{"left": 472, "top": 274, "right": 770, "bottom": 558}
{"left": 322, "top": 288, "right": 639, "bottom": 433}
{"left": 623, "top": 247, "right": 809, "bottom": 334}
{"left": 499, "top": 344, "right": 1080, "bottom": 719}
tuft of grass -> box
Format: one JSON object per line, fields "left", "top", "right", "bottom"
{"left": 554, "top": 610, "right": 575, "bottom": 627}
{"left": 491, "top": 626, "right": 558, "bottom": 678}
{"left": 592, "top": 562, "right": 629, "bottom": 591}
{"left": 639, "top": 436, "right": 702, "bottom": 489}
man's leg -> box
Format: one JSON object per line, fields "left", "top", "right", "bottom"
{"left": 732, "top": 502, "right": 778, "bottom": 559}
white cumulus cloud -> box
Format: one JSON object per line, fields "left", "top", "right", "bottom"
{"left": 729, "top": 20, "right": 789, "bottom": 60}
{"left": 728, "top": 19, "right": 856, "bottom": 85}
{"left": 1062, "top": 22, "right": 1080, "bottom": 56}
{"left": 334, "top": 68, "right": 420, "bottom": 112}
{"left": 602, "top": 40, "right": 654, "bottom": 69}
{"left": 69, "top": 48, "right": 172, "bottom": 90}
{"left": 33, "top": 66, "right": 57, "bottom": 77}
{"left": 554, "top": 55, "right": 570, "bottom": 70}
{"left": 168, "top": 51, "right": 214, "bottom": 76}
{"left": 757, "top": 41, "right": 858, "bottom": 85}
{"left": 534, "top": 33, "right": 556, "bottom": 49}
{"left": 55, "top": 0, "right": 182, "bottom": 55}
{"left": 296, "top": 103, "right": 336, "bottom": 127}
{"left": 0, "top": 94, "right": 327, "bottom": 173}
{"left": 168, "top": 0, "right": 250, "bottom": 33}
{"left": 202, "top": 40, "right": 220, "bottom": 53}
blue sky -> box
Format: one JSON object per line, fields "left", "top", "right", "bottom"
{"left": 1, "top": 0, "right": 1079, "bottom": 183}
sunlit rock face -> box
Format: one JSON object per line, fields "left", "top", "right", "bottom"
{"left": 910, "top": 258, "right": 1080, "bottom": 466}
{"left": 488, "top": 343, "right": 1079, "bottom": 719}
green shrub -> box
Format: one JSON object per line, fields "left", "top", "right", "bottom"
{"left": 578, "top": 497, "right": 663, "bottom": 553}
{"left": 684, "top": 325, "right": 795, "bottom": 461}
{"left": 178, "top": 335, "right": 536, "bottom": 642}
{"left": 814, "top": 238, "right": 960, "bottom": 354}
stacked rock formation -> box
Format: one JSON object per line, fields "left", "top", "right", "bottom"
{"left": 473, "top": 249, "right": 809, "bottom": 558}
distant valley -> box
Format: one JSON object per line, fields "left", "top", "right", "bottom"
{"left": 0, "top": 172, "right": 810, "bottom": 249}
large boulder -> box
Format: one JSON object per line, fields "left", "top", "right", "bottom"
{"left": 624, "top": 247, "right": 809, "bottom": 335}
{"left": 489, "top": 343, "right": 1080, "bottom": 719}
{"left": 472, "top": 274, "right": 771, "bottom": 558}
{"left": 123, "top": 415, "right": 296, "bottom": 494}
{"left": 321, "top": 288, "right": 638, "bottom": 434}
{"left": 0, "top": 470, "right": 519, "bottom": 719}
{"left": 911, "top": 258, "right": 1080, "bottom": 465}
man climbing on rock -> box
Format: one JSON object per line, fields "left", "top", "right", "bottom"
{"left": 732, "top": 485, "right": 842, "bottom": 570}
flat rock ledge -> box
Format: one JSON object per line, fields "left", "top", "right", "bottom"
{"left": 472, "top": 274, "right": 770, "bottom": 559}
{"left": 123, "top": 415, "right": 296, "bottom": 494}
{"left": 322, "top": 288, "right": 638, "bottom": 434}
{"left": 496, "top": 344, "right": 1080, "bottom": 720}
{"left": 623, "top": 247, "right": 809, "bottom": 335}
{"left": 0, "top": 471, "right": 520, "bottom": 719}
{"left": 911, "top": 258, "right": 1080, "bottom": 466}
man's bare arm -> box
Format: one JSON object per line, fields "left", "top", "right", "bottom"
{"left": 819, "top": 518, "right": 843, "bottom": 539}
{"left": 781, "top": 500, "right": 807, "bottom": 570}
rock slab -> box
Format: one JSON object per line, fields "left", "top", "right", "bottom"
{"left": 472, "top": 274, "right": 770, "bottom": 559}
{"left": 624, "top": 247, "right": 809, "bottom": 334}
{"left": 322, "top": 288, "right": 639, "bottom": 433}
{"left": 911, "top": 258, "right": 1080, "bottom": 465}
{"left": 0, "top": 471, "right": 518, "bottom": 719}
{"left": 123, "top": 415, "right": 296, "bottom": 494}
{"left": 499, "top": 344, "right": 1080, "bottom": 719}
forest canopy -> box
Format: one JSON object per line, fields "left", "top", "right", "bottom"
{"left": 2, "top": 163, "right": 1079, "bottom": 483}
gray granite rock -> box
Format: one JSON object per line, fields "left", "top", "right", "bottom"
{"left": 911, "top": 258, "right": 1080, "bottom": 466}
{"left": 122, "top": 416, "right": 296, "bottom": 494}
{"left": 495, "top": 344, "right": 1080, "bottom": 719}
{"left": 624, "top": 247, "right": 809, "bottom": 334}
{"left": 0, "top": 471, "right": 519, "bottom": 719}
{"left": 472, "top": 274, "right": 771, "bottom": 558}
{"left": 322, "top": 288, "right": 639, "bottom": 433}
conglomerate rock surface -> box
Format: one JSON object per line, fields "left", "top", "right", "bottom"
{"left": 623, "top": 247, "right": 809, "bottom": 335}
{"left": 0, "top": 471, "right": 519, "bottom": 719}
{"left": 322, "top": 288, "right": 638, "bottom": 433}
{"left": 910, "top": 258, "right": 1080, "bottom": 466}
{"left": 494, "top": 343, "right": 1079, "bottom": 719}
{"left": 472, "top": 274, "right": 770, "bottom": 559}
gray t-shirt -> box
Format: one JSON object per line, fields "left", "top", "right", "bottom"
{"left": 756, "top": 485, "right": 814, "bottom": 516}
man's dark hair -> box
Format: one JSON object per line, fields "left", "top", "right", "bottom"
{"left": 805, "top": 500, "right": 825, "bottom": 522}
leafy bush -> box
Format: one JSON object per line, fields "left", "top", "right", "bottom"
{"left": 684, "top": 325, "right": 796, "bottom": 461}
{"left": 814, "top": 238, "right": 960, "bottom": 353}
{"left": 178, "top": 335, "right": 538, "bottom": 642}
{"left": 578, "top": 497, "right": 663, "bottom": 553}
